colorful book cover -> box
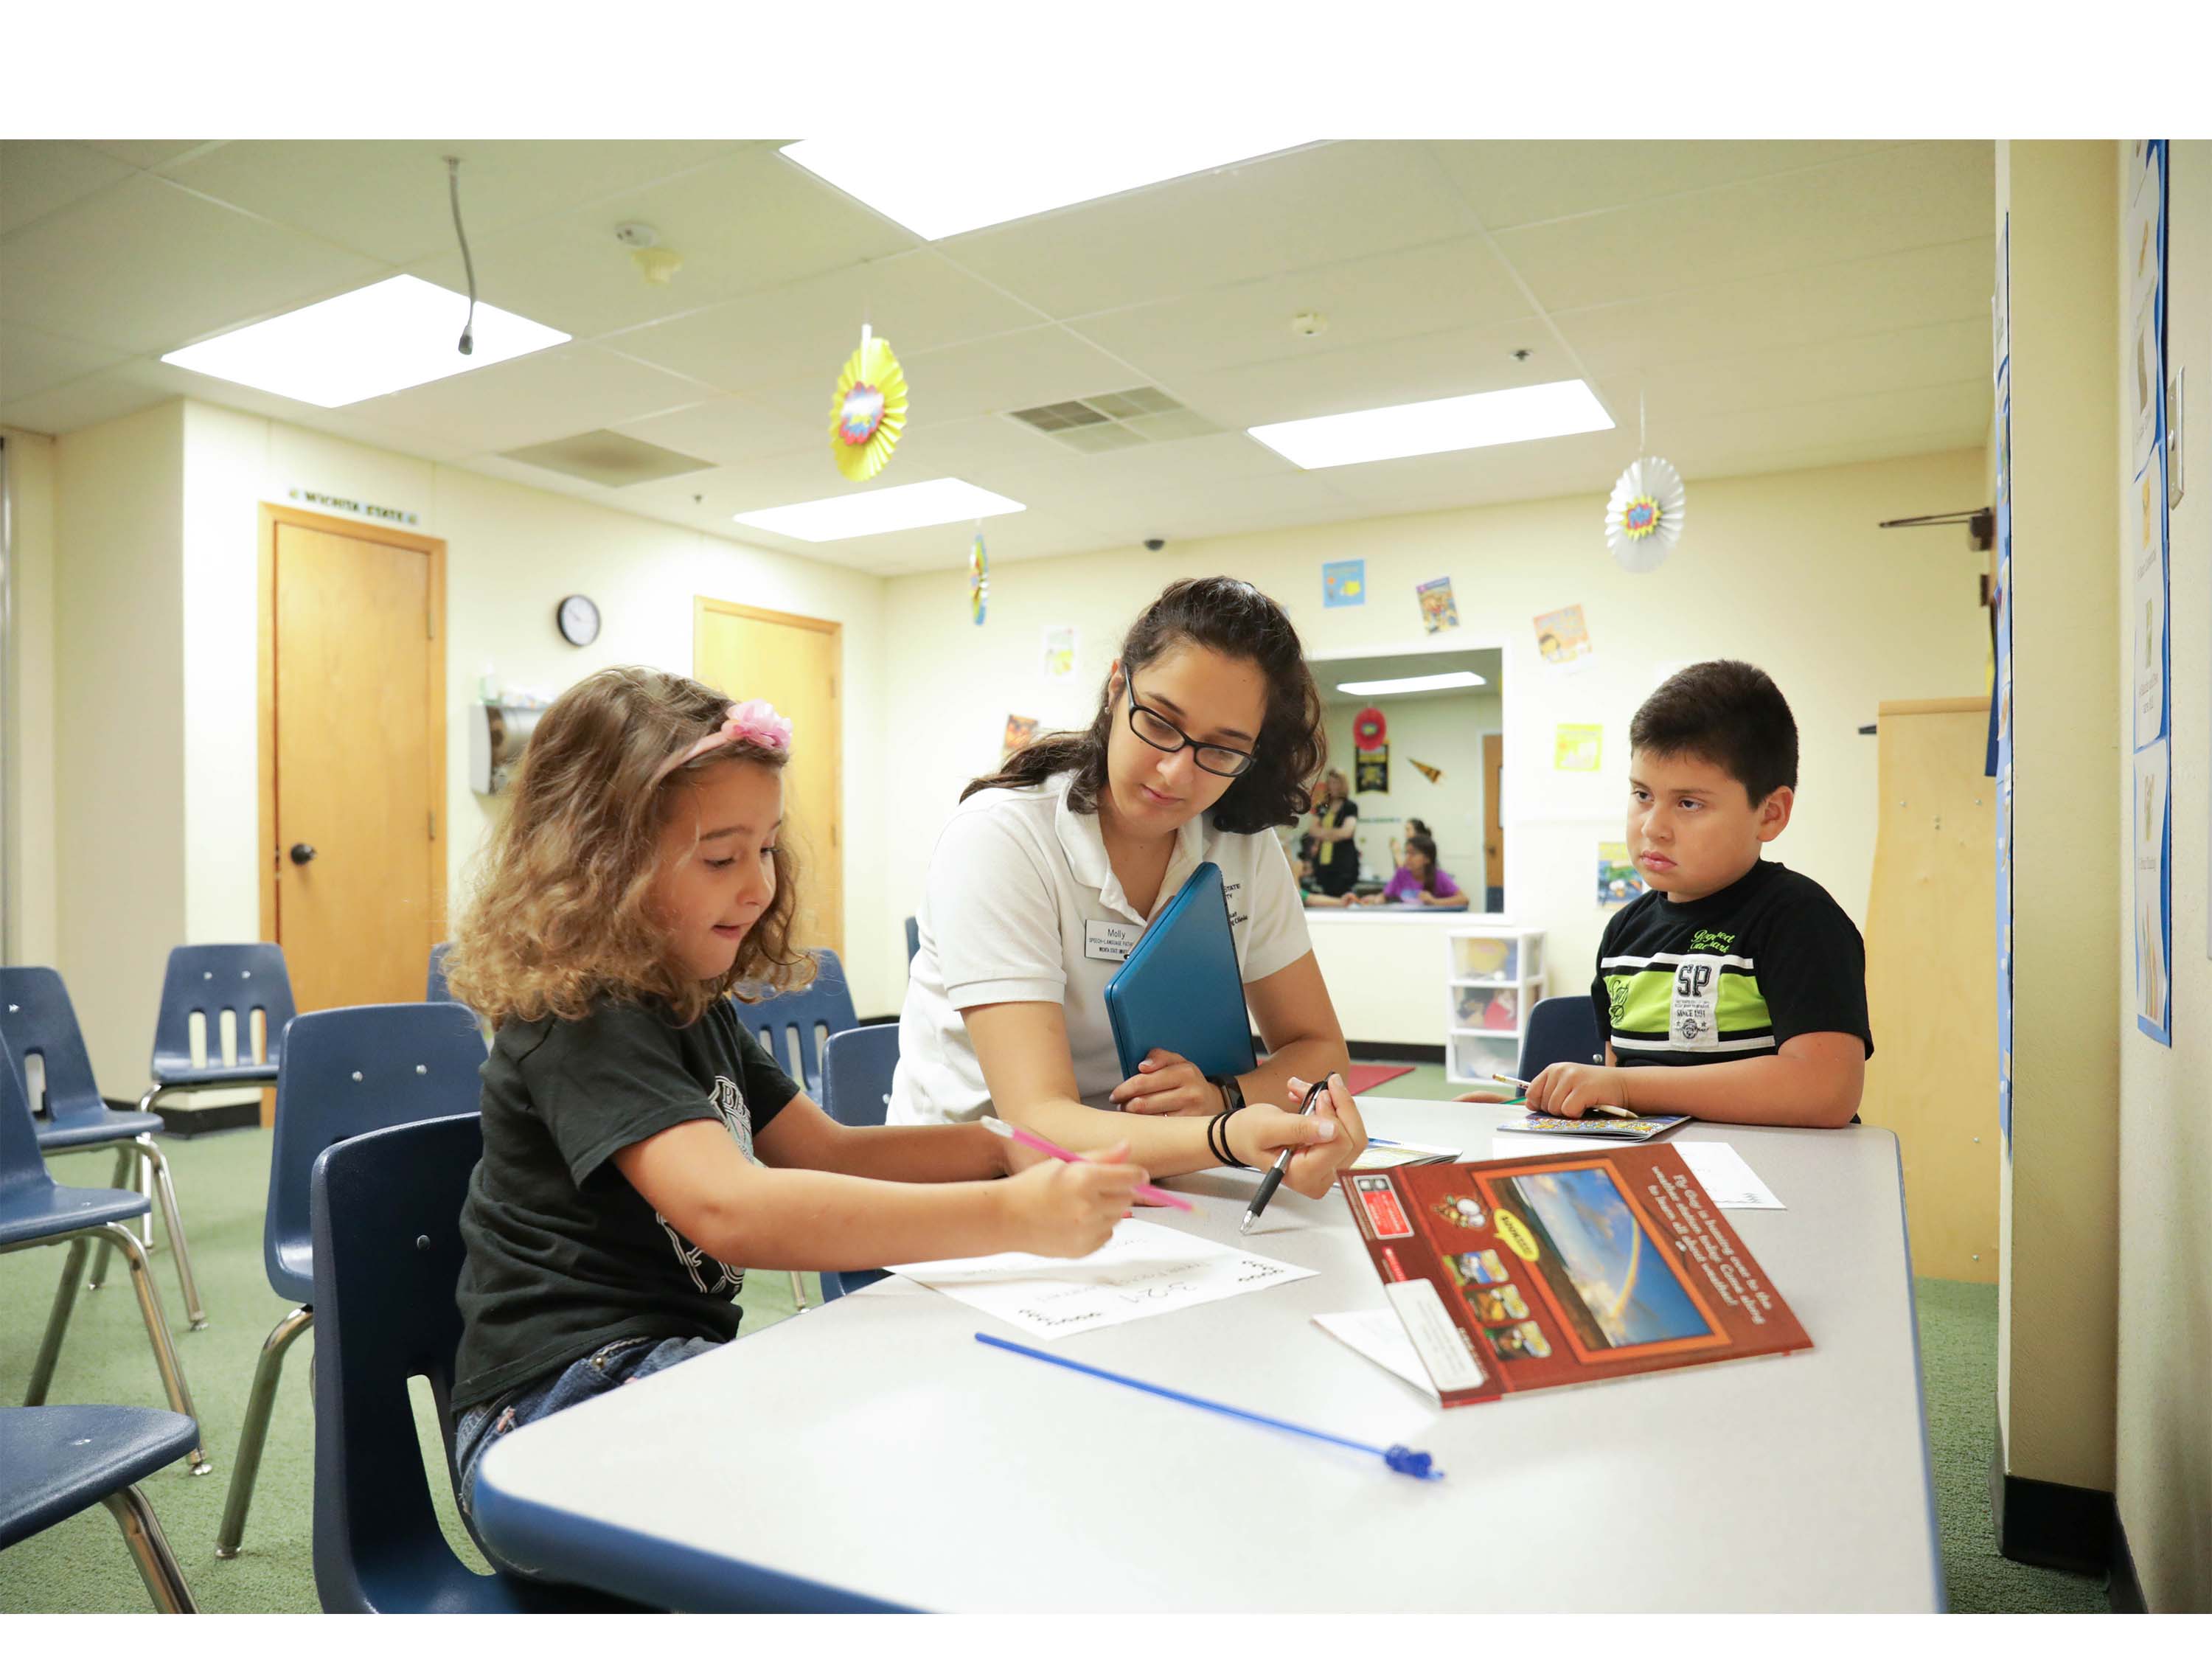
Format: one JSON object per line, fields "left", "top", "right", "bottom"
{"left": 1495, "top": 1113, "right": 1688, "bottom": 1141}
{"left": 1338, "top": 1148, "right": 1809, "bottom": 1407}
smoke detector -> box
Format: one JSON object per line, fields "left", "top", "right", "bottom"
{"left": 614, "top": 223, "right": 681, "bottom": 285}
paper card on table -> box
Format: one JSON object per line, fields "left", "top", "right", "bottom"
{"left": 1673, "top": 1141, "right": 1784, "bottom": 1210}
{"left": 1312, "top": 1307, "right": 1440, "bottom": 1397}
{"left": 1496, "top": 1113, "right": 1688, "bottom": 1141}
{"left": 887, "top": 1217, "right": 1315, "bottom": 1342}
{"left": 1352, "top": 1138, "right": 1462, "bottom": 1171}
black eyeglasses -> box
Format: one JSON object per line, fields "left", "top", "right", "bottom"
{"left": 1124, "top": 677, "right": 1257, "bottom": 778}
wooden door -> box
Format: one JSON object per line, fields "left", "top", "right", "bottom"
{"left": 260, "top": 506, "right": 447, "bottom": 1020}
{"left": 1482, "top": 733, "right": 1504, "bottom": 902}
{"left": 694, "top": 599, "right": 843, "bottom": 959}
{"left": 1860, "top": 698, "right": 1999, "bottom": 1282}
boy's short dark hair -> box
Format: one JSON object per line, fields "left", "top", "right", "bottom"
{"left": 1629, "top": 660, "right": 1798, "bottom": 804}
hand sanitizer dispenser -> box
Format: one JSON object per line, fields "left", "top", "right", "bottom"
{"left": 468, "top": 702, "right": 543, "bottom": 795}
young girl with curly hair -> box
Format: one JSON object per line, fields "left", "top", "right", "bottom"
{"left": 442, "top": 667, "right": 1139, "bottom": 1538}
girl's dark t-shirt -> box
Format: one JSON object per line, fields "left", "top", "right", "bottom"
{"left": 453, "top": 993, "right": 798, "bottom": 1411}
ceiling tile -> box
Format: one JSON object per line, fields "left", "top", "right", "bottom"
{"left": 0, "top": 174, "right": 387, "bottom": 355}
{"left": 0, "top": 321, "right": 133, "bottom": 401}
{"left": 611, "top": 394, "right": 822, "bottom": 469}
{"left": 403, "top": 146, "right": 922, "bottom": 339}
{"left": 1492, "top": 143, "right": 1994, "bottom": 314}
{"left": 1621, "top": 319, "right": 1992, "bottom": 422}
{"left": 1552, "top": 237, "right": 1994, "bottom": 376}
{"left": 339, "top": 343, "right": 717, "bottom": 454}
{"left": 942, "top": 142, "right": 1480, "bottom": 319}
{"left": 83, "top": 141, "right": 215, "bottom": 170}
{"left": 1064, "top": 234, "right": 1536, "bottom": 384}
{"left": 1318, "top": 425, "right": 1635, "bottom": 518}
{"left": 610, "top": 250, "right": 1037, "bottom": 396}
{"left": 1642, "top": 380, "right": 1992, "bottom": 477}
{"left": 165, "top": 140, "right": 754, "bottom": 268}
{"left": 1, "top": 142, "right": 133, "bottom": 235}
{"left": 1169, "top": 316, "right": 1597, "bottom": 431}
{"left": 1432, "top": 139, "right": 1912, "bottom": 230}
{"left": 742, "top": 324, "right": 1142, "bottom": 429}
{"left": 0, "top": 366, "right": 175, "bottom": 436}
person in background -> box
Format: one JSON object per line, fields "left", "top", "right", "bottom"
{"left": 1388, "top": 816, "right": 1432, "bottom": 867}
{"left": 1363, "top": 832, "right": 1469, "bottom": 909}
{"left": 1306, "top": 769, "right": 1360, "bottom": 900}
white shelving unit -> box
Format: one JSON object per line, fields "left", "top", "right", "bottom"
{"left": 1442, "top": 924, "right": 1547, "bottom": 1087}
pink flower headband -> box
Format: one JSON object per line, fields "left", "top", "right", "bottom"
{"left": 651, "top": 698, "right": 793, "bottom": 787}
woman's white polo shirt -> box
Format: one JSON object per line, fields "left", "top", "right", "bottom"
{"left": 887, "top": 770, "right": 1312, "bottom": 1124}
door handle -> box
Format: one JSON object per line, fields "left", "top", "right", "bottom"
{"left": 289, "top": 843, "right": 317, "bottom": 866}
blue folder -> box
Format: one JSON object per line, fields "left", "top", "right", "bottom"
{"left": 1103, "top": 862, "right": 1257, "bottom": 1087}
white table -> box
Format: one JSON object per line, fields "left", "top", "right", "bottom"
{"left": 472, "top": 1099, "right": 1942, "bottom": 1612}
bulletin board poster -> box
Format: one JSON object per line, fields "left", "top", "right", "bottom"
{"left": 2127, "top": 139, "right": 2173, "bottom": 1045}
{"left": 1993, "top": 215, "right": 2014, "bottom": 1147}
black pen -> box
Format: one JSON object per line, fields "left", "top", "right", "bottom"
{"left": 1239, "top": 1074, "right": 1332, "bottom": 1235}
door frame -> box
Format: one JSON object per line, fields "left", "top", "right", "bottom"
{"left": 692, "top": 596, "right": 844, "bottom": 954}
{"left": 257, "top": 501, "right": 448, "bottom": 947}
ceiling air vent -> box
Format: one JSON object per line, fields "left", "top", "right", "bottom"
{"left": 1007, "top": 386, "right": 1220, "bottom": 453}
{"left": 500, "top": 430, "right": 714, "bottom": 489}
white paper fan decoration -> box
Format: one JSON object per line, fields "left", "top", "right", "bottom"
{"left": 1605, "top": 456, "right": 1686, "bottom": 573}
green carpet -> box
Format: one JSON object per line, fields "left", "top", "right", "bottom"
{"left": 0, "top": 1109, "right": 2110, "bottom": 1613}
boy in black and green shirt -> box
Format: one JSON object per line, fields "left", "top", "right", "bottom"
{"left": 1532, "top": 660, "right": 1873, "bottom": 1128}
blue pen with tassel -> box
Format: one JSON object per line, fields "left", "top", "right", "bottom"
{"left": 975, "top": 1332, "right": 1443, "bottom": 1481}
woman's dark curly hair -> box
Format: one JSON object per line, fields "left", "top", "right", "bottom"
{"left": 961, "top": 576, "right": 1325, "bottom": 834}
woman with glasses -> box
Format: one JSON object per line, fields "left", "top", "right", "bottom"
{"left": 886, "top": 577, "right": 1366, "bottom": 1197}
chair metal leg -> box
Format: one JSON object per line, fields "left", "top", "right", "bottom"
{"left": 134, "top": 1135, "right": 206, "bottom": 1329}
{"left": 85, "top": 1144, "right": 134, "bottom": 1290}
{"left": 26, "top": 1237, "right": 91, "bottom": 1405}
{"left": 100, "top": 1486, "right": 199, "bottom": 1613}
{"left": 136, "top": 1149, "right": 157, "bottom": 1251}
{"left": 215, "top": 1306, "right": 313, "bottom": 1557}
{"left": 790, "top": 1270, "right": 810, "bottom": 1311}
{"left": 101, "top": 1223, "right": 211, "bottom": 1475}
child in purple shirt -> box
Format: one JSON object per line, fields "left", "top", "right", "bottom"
{"left": 1368, "top": 834, "right": 1470, "bottom": 908}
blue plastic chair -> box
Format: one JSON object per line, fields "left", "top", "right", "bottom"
{"left": 1, "top": 967, "right": 205, "bottom": 1329}
{"left": 902, "top": 917, "right": 919, "bottom": 965}
{"left": 0, "top": 1031, "right": 207, "bottom": 1474}
{"left": 734, "top": 948, "right": 857, "bottom": 1099}
{"left": 815, "top": 1023, "right": 901, "bottom": 1305}
{"left": 0, "top": 1406, "right": 202, "bottom": 1610}
{"left": 1517, "top": 995, "right": 1607, "bottom": 1081}
{"left": 426, "top": 943, "right": 455, "bottom": 1004}
{"left": 308, "top": 1113, "right": 648, "bottom": 1613}
{"left": 215, "top": 1002, "right": 488, "bottom": 1560}
{"left": 144, "top": 942, "right": 298, "bottom": 1102}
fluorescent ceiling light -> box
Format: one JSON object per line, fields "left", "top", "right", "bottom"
{"left": 781, "top": 137, "right": 1311, "bottom": 240}
{"left": 1249, "top": 380, "right": 1615, "bottom": 470}
{"left": 1335, "top": 671, "right": 1489, "bottom": 697}
{"left": 734, "top": 478, "right": 1025, "bottom": 543}
{"left": 161, "top": 276, "right": 569, "bottom": 407}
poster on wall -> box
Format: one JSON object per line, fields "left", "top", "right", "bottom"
{"left": 1324, "top": 560, "right": 1366, "bottom": 608}
{"left": 2136, "top": 740, "right": 2172, "bottom": 1040}
{"left": 1355, "top": 745, "right": 1390, "bottom": 793}
{"left": 1416, "top": 577, "right": 1459, "bottom": 633}
{"left": 2129, "top": 139, "right": 2173, "bottom": 1043}
{"left": 1001, "top": 713, "right": 1040, "bottom": 762}
{"left": 1534, "top": 604, "right": 1593, "bottom": 667}
{"left": 1041, "top": 625, "right": 1078, "bottom": 682}
{"left": 1597, "top": 843, "right": 1646, "bottom": 909}
{"left": 1993, "top": 215, "right": 2014, "bottom": 1147}
{"left": 1554, "top": 723, "right": 1603, "bottom": 771}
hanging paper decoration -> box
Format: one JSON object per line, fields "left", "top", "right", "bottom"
{"left": 1408, "top": 758, "right": 1443, "bottom": 785}
{"left": 969, "top": 532, "right": 989, "bottom": 626}
{"left": 830, "top": 324, "right": 908, "bottom": 482}
{"left": 1355, "top": 745, "right": 1390, "bottom": 794}
{"left": 1604, "top": 456, "right": 1687, "bottom": 573}
{"left": 1352, "top": 706, "right": 1388, "bottom": 751}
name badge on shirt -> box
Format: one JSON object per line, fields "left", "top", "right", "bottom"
{"left": 1669, "top": 957, "right": 1722, "bottom": 1049}
{"left": 1084, "top": 919, "right": 1142, "bottom": 964}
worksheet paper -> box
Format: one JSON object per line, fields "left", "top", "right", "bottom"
{"left": 1486, "top": 1135, "right": 1784, "bottom": 1209}
{"left": 887, "top": 1218, "right": 1315, "bottom": 1341}
{"left": 1312, "top": 1307, "right": 1439, "bottom": 1398}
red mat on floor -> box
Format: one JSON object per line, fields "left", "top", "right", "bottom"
{"left": 1343, "top": 1062, "right": 1414, "bottom": 1093}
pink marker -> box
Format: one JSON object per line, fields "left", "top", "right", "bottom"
{"left": 979, "top": 1116, "right": 1194, "bottom": 1211}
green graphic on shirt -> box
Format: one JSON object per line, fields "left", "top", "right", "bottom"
{"left": 1689, "top": 929, "right": 1736, "bottom": 953}
{"left": 1606, "top": 966, "right": 1770, "bottom": 1036}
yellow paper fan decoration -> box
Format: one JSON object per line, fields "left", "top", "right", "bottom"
{"left": 829, "top": 324, "right": 908, "bottom": 482}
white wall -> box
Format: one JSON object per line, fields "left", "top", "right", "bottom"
{"left": 52, "top": 402, "right": 188, "bottom": 1088}
{"left": 1321, "top": 689, "right": 1501, "bottom": 894}
{"left": 1, "top": 425, "right": 58, "bottom": 968}
{"left": 2110, "top": 139, "right": 2211, "bottom": 1613}
{"left": 881, "top": 447, "right": 1992, "bottom": 1044}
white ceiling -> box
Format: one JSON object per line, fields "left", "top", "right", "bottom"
{"left": 1315, "top": 647, "right": 1504, "bottom": 706}
{"left": 0, "top": 139, "right": 1994, "bottom": 576}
